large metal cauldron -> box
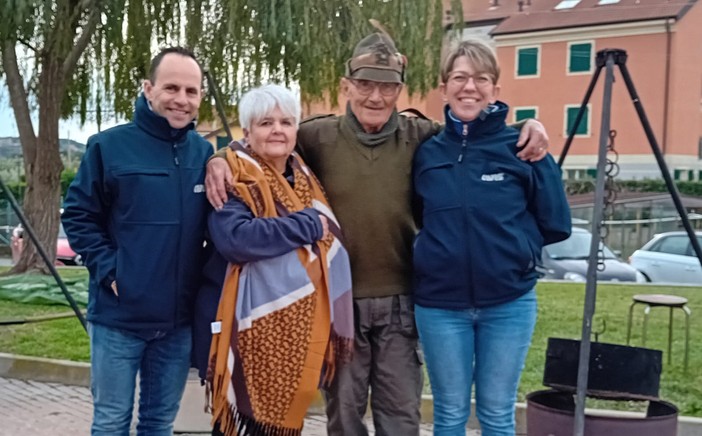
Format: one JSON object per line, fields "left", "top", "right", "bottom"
{"left": 528, "top": 338, "right": 677, "bottom": 436}
{"left": 543, "top": 338, "right": 662, "bottom": 400}
{"left": 527, "top": 390, "right": 678, "bottom": 436}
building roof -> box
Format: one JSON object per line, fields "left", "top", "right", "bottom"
{"left": 448, "top": 0, "right": 697, "bottom": 35}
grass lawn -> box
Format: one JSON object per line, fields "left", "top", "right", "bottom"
{"left": 523, "top": 282, "right": 702, "bottom": 417}
{"left": 0, "top": 268, "right": 700, "bottom": 415}
{"left": 0, "top": 267, "right": 89, "bottom": 361}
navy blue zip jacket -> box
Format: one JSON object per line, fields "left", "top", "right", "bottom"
{"left": 62, "top": 94, "right": 213, "bottom": 330}
{"left": 412, "top": 102, "right": 571, "bottom": 309}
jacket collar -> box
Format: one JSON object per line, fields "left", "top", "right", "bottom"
{"left": 133, "top": 93, "right": 196, "bottom": 142}
{"left": 442, "top": 101, "right": 509, "bottom": 140}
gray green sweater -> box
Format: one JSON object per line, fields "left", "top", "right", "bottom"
{"left": 296, "top": 114, "right": 439, "bottom": 298}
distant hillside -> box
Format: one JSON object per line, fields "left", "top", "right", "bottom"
{"left": 0, "top": 137, "right": 85, "bottom": 159}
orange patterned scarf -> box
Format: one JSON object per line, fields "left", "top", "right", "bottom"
{"left": 207, "top": 142, "right": 354, "bottom": 435}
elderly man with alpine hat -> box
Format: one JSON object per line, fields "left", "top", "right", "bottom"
{"left": 204, "top": 31, "right": 550, "bottom": 436}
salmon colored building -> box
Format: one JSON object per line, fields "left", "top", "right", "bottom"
{"left": 308, "top": 0, "right": 702, "bottom": 181}
{"left": 196, "top": 119, "right": 244, "bottom": 150}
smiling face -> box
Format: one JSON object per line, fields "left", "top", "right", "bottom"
{"left": 143, "top": 53, "right": 203, "bottom": 129}
{"left": 440, "top": 55, "right": 500, "bottom": 122}
{"left": 341, "top": 77, "right": 402, "bottom": 133}
{"left": 245, "top": 106, "right": 298, "bottom": 173}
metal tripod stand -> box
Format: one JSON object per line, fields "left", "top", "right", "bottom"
{"left": 559, "top": 48, "right": 702, "bottom": 436}
{"left": 0, "top": 177, "right": 87, "bottom": 330}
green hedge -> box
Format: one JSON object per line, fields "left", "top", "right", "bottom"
{"left": 1, "top": 169, "right": 77, "bottom": 203}
{"left": 2, "top": 181, "right": 26, "bottom": 202}
{"left": 60, "top": 168, "right": 77, "bottom": 196}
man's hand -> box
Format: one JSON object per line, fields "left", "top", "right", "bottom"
{"left": 206, "top": 157, "right": 233, "bottom": 210}
{"left": 516, "top": 119, "right": 550, "bottom": 162}
{"left": 111, "top": 280, "right": 118, "bottom": 297}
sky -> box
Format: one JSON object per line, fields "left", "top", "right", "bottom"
{"left": 0, "top": 102, "right": 122, "bottom": 144}
{"left": 0, "top": 54, "right": 124, "bottom": 144}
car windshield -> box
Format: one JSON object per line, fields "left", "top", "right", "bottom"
{"left": 544, "top": 230, "right": 618, "bottom": 260}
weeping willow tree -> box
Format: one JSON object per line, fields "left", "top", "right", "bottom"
{"left": 1, "top": 0, "right": 462, "bottom": 273}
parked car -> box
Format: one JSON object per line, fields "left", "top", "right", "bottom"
{"left": 10, "top": 223, "right": 82, "bottom": 266}
{"left": 628, "top": 231, "right": 702, "bottom": 284}
{"left": 539, "top": 227, "right": 646, "bottom": 282}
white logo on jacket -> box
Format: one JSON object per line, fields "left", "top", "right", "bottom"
{"left": 193, "top": 184, "right": 205, "bottom": 193}
{"left": 481, "top": 172, "right": 505, "bottom": 182}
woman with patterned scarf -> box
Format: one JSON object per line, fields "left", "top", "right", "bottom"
{"left": 206, "top": 84, "right": 354, "bottom": 436}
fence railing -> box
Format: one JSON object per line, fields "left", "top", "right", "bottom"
{"left": 0, "top": 200, "right": 21, "bottom": 247}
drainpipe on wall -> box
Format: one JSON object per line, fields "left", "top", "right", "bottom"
{"left": 662, "top": 18, "right": 673, "bottom": 155}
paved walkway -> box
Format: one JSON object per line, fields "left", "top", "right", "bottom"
{"left": 0, "top": 377, "right": 467, "bottom": 435}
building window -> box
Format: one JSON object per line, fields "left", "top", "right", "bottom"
{"left": 516, "top": 46, "right": 539, "bottom": 77}
{"left": 674, "top": 169, "right": 693, "bottom": 181}
{"left": 565, "top": 104, "right": 590, "bottom": 136}
{"left": 555, "top": 0, "right": 582, "bottom": 9}
{"left": 568, "top": 42, "right": 593, "bottom": 74}
{"left": 597, "top": 0, "right": 620, "bottom": 4}
{"left": 564, "top": 168, "right": 596, "bottom": 180}
{"left": 514, "top": 107, "right": 538, "bottom": 122}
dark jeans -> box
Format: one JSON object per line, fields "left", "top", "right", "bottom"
{"left": 323, "top": 294, "right": 424, "bottom": 436}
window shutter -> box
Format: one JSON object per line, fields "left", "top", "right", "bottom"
{"left": 570, "top": 43, "right": 592, "bottom": 73}
{"left": 515, "top": 108, "right": 537, "bottom": 122}
{"left": 567, "top": 106, "right": 589, "bottom": 135}
{"left": 518, "top": 47, "right": 538, "bottom": 76}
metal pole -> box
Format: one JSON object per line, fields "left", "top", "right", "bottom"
{"left": 573, "top": 50, "right": 617, "bottom": 436}
{"left": 0, "top": 310, "right": 87, "bottom": 326}
{"left": 558, "top": 65, "right": 603, "bottom": 167}
{"left": 204, "top": 70, "right": 234, "bottom": 143}
{"left": 617, "top": 60, "right": 702, "bottom": 269}
{"left": 0, "top": 176, "right": 87, "bottom": 331}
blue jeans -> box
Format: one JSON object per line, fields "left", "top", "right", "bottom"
{"left": 415, "top": 290, "right": 537, "bottom": 436}
{"left": 88, "top": 322, "right": 192, "bottom": 436}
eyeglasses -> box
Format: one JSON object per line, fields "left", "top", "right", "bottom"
{"left": 446, "top": 72, "right": 494, "bottom": 87}
{"left": 348, "top": 79, "right": 402, "bottom": 96}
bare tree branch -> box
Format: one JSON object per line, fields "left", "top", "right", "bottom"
{"left": 17, "top": 37, "right": 40, "bottom": 54}
{"left": 2, "top": 40, "right": 37, "bottom": 148}
{"left": 65, "top": 0, "right": 96, "bottom": 27}
{"left": 62, "top": 7, "right": 100, "bottom": 77}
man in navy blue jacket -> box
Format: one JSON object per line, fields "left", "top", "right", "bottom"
{"left": 62, "top": 47, "right": 213, "bottom": 436}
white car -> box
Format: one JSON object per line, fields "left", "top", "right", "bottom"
{"left": 540, "top": 227, "right": 646, "bottom": 283}
{"left": 628, "top": 231, "right": 702, "bottom": 284}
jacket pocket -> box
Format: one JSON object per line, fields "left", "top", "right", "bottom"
{"left": 112, "top": 167, "right": 179, "bottom": 224}
{"left": 517, "top": 233, "right": 536, "bottom": 272}
{"left": 415, "top": 162, "right": 459, "bottom": 214}
{"left": 113, "top": 222, "right": 179, "bottom": 325}
{"left": 413, "top": 205, "right": 463, "bottom": 287}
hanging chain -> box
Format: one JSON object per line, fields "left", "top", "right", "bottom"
{"left": 597, "top": 130, "right": 620, "bottom": 271}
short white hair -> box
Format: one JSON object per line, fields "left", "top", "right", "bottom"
{"left": 238, "top": 84, "right": 301, "bottom": 129}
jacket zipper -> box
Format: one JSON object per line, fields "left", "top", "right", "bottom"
{"left": 457, "top": 124, "right": 475, "bottom": 305}
{"left": 172, "top": 143, "right": 182, "bottom": 328}
{"left": 172, "top": 143, "right": 180, "bottom": 166}
{"left": 457, "top": 123, "right": 468, "bottom": 163}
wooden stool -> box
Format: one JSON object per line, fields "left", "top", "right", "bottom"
{"left": 626, "top": 294, "right": 691, "bottom": 372}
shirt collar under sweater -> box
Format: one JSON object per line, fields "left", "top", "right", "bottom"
{"left": 344, "top": 102, "right": 399, "bottom": 148}
{"left": 443, "top": 101, "right": 509, "bottom": 141}
{"left": 133, "top": 93, "right": 196, "bottom": 142}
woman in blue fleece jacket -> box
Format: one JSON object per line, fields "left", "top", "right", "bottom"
{"left": 412, "top": 40, "right": 571, "bottom": 436}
